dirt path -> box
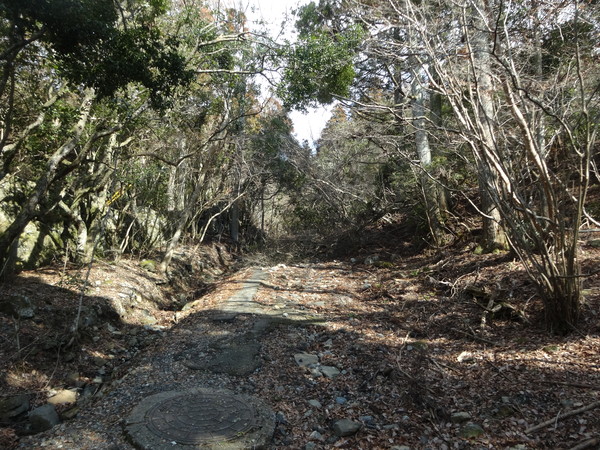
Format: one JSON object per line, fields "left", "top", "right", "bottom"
{"left": 15, "top": 265, "right": 332, "bottom": 449}
{"left": 7, "top": 258, "right": 600, "bottom": 449}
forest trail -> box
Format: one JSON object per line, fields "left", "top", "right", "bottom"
{"left": 5, "top": 256, "right": 600, "bottom": 449}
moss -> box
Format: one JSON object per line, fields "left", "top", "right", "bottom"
{"left": 140, "top": 259, "right": 158, "bottom": 272}
{"left": 375, "top": 261, "right": 395, "bottom": 269}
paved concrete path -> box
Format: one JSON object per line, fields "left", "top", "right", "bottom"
{"left": 127, "top": 267, "right": 323, "bottom": 449}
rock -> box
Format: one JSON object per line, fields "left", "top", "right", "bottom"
{"left": 294, "top": 353, "right": 319, "bottom": 367}
{"left": 193, "top": 340, "right": 262, "bottom": 376}
{"left": 92, "top": 356, "right": 107, "bottom": 367}
{"left": 139, "top": 309, "right": 157, "bottom": 325}
{"left": 457, "top": 351, "right": 475, "bottom": 362}
{"left": 335, "top": 397, "right": 347, "bottom": 405}
{"left": 391, "top": 447, "right": 411, "bottom": 450}
{"left": 29, "top": 404, "right": 60, "bottom": 432}
{"left": 48, "top": 389, "right": 78, "bottom": 405}
{"left": 0, "top": 294, "right": 35, "bottom": 319}
{"left": 409, "top": 340, "right": 428, "bottom": 351}
{"left": 106, "top": 323, "right": 120, "bottom": 334}
{"left": 459, "top": 423, "right": 485, "bottom": 439}
{"left": 309, "top": 368, "right": 322, "bottom": 377}
{"left": 140, "top": 259, "right": 157, "bottom": 272}
{"left": 320, "top": 366, "right": 341, "bottom": 378}
{"left": 334, "top": 295, "right": 352, "bottom": 305}
{"left": 588, "top": 239, "right": 600, "bottom": 248}
{"left": 61, "top": 406, "right": 79, "bottom": 420}
{"left": 78, "top": 306, "right": 99, "bottom": 328}
{"left": 364, "top": 255, "right": 380, "bottom": 265}
{"left": 493, "top": 404, "right": 515, "bottom": 419}
{"left": 305, "top": 443, "right": 317, "bottom": 450}
{"left": 0, "top": 394, "right": 30, "bottom": 419}
{"left": 333, "top": 419, "right": 362, "bottom": 437}
{"left": 308, "top": 399, "right": 322, "bottom": 409}
{"left": 66, "top": 371, "right": 83, "bottom": 388}
{"left": 450, "top": 411, "right": 471, "bottom": 424}
{"left": 309, "top": 430, "right": 324, "bottom": 441}
{"left": 560, "top": 398, "right": 575, "bottom": 408}
{"left": 81, "top": 384, "right": 97, "bottom": 399}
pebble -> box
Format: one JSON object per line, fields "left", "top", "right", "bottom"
{"left": 560, "top": 399, "right": 575, "bottom": 408}
{"left": 308, "top": 399, "right": 322, "bottom": 409}
{"left": 335, "top": 396, "right": 347, "bottom": 405}
{"left": 459, "top": 423, "right": 485, "bottom": 438}
{"left": 48, "top": 390, "right": 78, "bottom": 405}
{"left": 451, "top": 411, "right": 471, "bottom": 424}
{"left": 309, "top": 430, "right": 324, "bottom": 441}
{"left": 333, "top": 419, "right": 362, "bottom": 437}
{"left": 320, "top": 366, "right": 341, "bottom": 378}
{"left": 294, "top": 353, "right": 319, "bottom": 367}
{"left": 309, "top": 368, "right": 322, "bottom": 377}
{"left": 457, "top": 351, "right": 475, "bottom": 362}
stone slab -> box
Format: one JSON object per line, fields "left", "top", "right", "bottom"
{"left": 184, "top": 339, "right": 262, "bottom": 376}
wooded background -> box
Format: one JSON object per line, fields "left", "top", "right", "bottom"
{"left": 0, "top": 0, "right": 598, "bottom": 332}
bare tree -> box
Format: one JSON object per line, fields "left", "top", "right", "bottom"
{"left": 401, "top": 0, "right": 599, "bottom": 331}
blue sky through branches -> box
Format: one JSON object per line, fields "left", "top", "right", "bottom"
{"left": 246, "top": 0, "right": 334, "bottom": 144}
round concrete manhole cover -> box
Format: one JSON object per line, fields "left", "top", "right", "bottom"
{"left": 125, "top": 388, "right": 275, "bottom": 449}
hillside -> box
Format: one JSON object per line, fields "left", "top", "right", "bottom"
{"left": 1, "top": 233, "right": 599, "bottom": 449}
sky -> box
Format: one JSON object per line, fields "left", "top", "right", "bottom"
{"left": 228, "top": 0, "right": 334, "bottom": 144}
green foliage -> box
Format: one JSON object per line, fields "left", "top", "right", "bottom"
{"left": 542, "top": 20, "right": 594, "bottom": 72}
{"left": 247, "top": 112, "right": 301, "bottom": 188}
{"left": 278, "top": 24, "right": 364, "bottom": 110}
{"left": 1, "top": 0, "right": 194, "bottom": 109}
{"left": 61, "top": 26, "right": 193, "bottom": 109}
{"left": 0, "top": 0, "right": 117, "bottom": 52}
{"left": 294, "top": 0, "right": 338, "bottom": 37}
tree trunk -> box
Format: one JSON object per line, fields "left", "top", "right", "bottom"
{"left": 411, "top": 68, "right": 445, "bottom": 245}
{"left": 430, "top": 68, "right": 450, "bottom": 219}
{"left": 0, "top": 90, "right": 95, "bottom": 279}
{"left": 160, "top": 170, "right": 206, "bottom": 274}
{"left": 230, "top": 198, "right": 240, "bottom": 244}
{"left": 470, "top": 0, "right": 508, "bottom": 251}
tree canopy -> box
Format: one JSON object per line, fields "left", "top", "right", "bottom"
{"left": 0, "top": 0, "right": 598, "bottom": 333}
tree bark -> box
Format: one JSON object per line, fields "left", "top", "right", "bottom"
{"left": 411, "top": 67, "right": 445, "bottom": 245}
{"left": 0, "top": 90, "right": 95, "bottom": 278}
{"left": 470, "top": 0, "right": 508, "bottom": 250}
